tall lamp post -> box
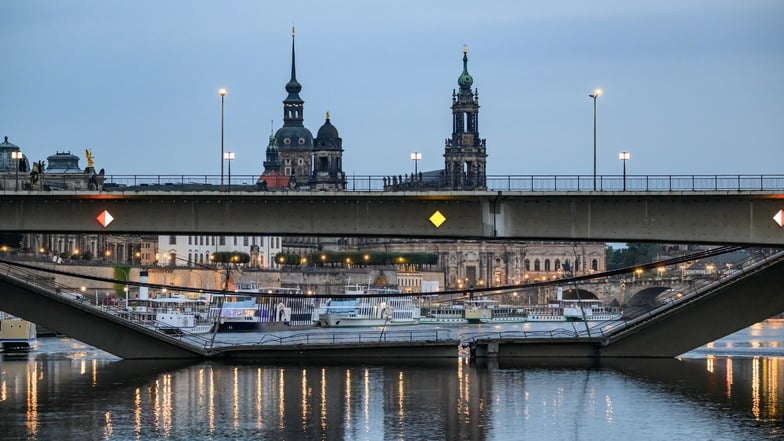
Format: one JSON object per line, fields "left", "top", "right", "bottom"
{"left": 589, "top": 89, "right": 602, "bottom": 190}
{"left": 619, "top": 151, "right": 629, "bottom": 191}
{"left": 410, "top": 152, "right": 421, "bottom": 178}
{"left": 11, "top": 151, "right": 22, "bottom": 190}
{"left": 224, "top": 152, "right": 235, "bottom": 191}
{"left": 219, "top": 88, "right": 227, "bottom": 186}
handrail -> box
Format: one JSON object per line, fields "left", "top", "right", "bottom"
{"left": 8, "top": 173, "right": 778, "bottom": 193}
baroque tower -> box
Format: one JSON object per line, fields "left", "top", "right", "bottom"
{"left": 312, "top": 112, "right": 346, "bottom": 191}
{"left": 274, "top": 28, "right": 314, "bottom": 188}
{"left": 443, "top": 48, "right": 487, "bottom": 190}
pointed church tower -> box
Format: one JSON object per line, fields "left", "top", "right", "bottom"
{"left": 443, "top": 47, "right": 487, "bottom": 190}
{"left": 258, "top": 133, "right": 290, "bottom": 189}
{"left": 312, "top": 112, "right": 346, "bottom": 191}
{"left": 274, "top": 27, "right": 314, "bottom": 189}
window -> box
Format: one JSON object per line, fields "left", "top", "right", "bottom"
{"left": 219, "top": 236, "right": 225, "bottom": 246}
{"left": 199, "top": 236, "right": 204, "bottom": 246}
{"left": 534, "top": 259, "right": 541, "bottom": 271}
{"left": 554, "top": 259, "right": 561, "bottom": 271}
{"left": 243, "top": 236, "right": 249, "bottom": 246}
{"left": 592, "top": 259, "right": 598, "bottom": 271}
{"left": 233, "top": 236, "right": 238, "bottom": 246}
{"left": 169, "top": 236, "right": 176, "bottom": 245}
{"left": 544, "top": 259, "right": 551, "bottom": 272}
{"left": 524, "top": 259, "right": 530, "bottom": 271}
{"left": 188, "top": 236, "right": 192, "bottom": 245}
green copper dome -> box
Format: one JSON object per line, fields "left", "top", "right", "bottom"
{"left": 457, "top": 49, "right": 473, "bottom": 89}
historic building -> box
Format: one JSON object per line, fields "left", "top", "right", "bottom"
{"left": 157, "top": 234, "right": 283, "bottom": 269}
{"left": 311, "top": 112, "right": 346, "bottom": 191}
{"left": 263, "top": 30, "right": 346, "bottom": 191}
{"left": 385, "top": 48, "right": 487, "bottom": 191}
{"left": 444, "top": 47, "right": 487, "bottom": 190}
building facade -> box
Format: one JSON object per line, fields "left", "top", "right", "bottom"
{"left": 157, "top": 235, "right": 283, "bottom": 269}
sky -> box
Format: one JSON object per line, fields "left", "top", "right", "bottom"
{"left": 1, "top": 1, "right": 782, "bottom": 179}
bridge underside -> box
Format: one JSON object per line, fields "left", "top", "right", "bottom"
{"left": 1, "top": 191, "right": 783, "bottom": 245}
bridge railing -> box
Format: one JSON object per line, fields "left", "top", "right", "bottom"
{"left": 93, "top": 174, "right": 784, "bottom": 192}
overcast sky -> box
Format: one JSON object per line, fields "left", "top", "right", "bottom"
{"left": 1, "top": 1, "right": 782, "bottom": 179}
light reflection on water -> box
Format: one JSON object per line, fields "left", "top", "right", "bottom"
{"left": 0, "top": 322, "right": 782, "bottom": 440}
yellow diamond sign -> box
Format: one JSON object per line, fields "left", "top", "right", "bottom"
{"left": 429, "top": 210, "right": 446, "bottom": 228}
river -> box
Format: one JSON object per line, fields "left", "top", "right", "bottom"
{"left": 1, "top": 320, "right": 782, "bottom": 440}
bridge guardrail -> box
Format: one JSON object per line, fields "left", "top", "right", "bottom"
{"left": 83, "top": 173, "right": 784, "bottom": 192}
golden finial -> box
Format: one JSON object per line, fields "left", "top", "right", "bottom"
{"left": 326, "top": 111, "right": 330, "bottom": 119}
{"left": 463, "top": 44, "right": 468, "bottom": 54}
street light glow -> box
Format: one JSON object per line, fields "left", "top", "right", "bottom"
{"left": 219, "top": 88, "right": 227, "bottom": 96}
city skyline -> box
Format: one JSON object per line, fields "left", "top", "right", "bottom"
{"left": 1, "top": 1, "right": 782, "bottom": 178}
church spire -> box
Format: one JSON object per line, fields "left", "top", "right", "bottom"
{"left": 285, "top": 26, "right": 302, "bottom": 99}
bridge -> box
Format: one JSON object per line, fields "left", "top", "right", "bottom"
{"left": 1, "top": 249, "right": 783, "bottom": 360}
{"left": 1, "top": 188, "right": 783, "bottom": 245}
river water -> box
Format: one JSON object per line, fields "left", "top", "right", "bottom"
{"left": 1, "top": 321, "right": 783, "bottom": 441}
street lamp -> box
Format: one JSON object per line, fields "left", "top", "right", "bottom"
{"left": 410, "top": 152, "right": 421, "bottom": 177}
{"left": 589, "top": 89, "right": 602, "bottom": 190}
{"left": 224, "top": 151, "right": 235, "bottom": 191}
{"left": 219, "top": 88, "right": 227, "bottom": 186}
{"left": 11, "top": 151, "right": 22, "bottom": 190}
{"left": 619, "top": 151, "right": 629, "bottom": 191}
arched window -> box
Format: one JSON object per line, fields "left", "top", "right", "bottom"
{"left": 188, "top": 252, "right": 192, "bottom": 266}
{"left": 544, "top": 259, "right": 551, "bottom": 272}
{"left": 534, "top": 259, "right": 541, "bottom": 271}
{"left": 555, "top": 259, "right": 561, "bottom": 271}
{"left": 592, "top": 259, "right": 599, "bottom": 271}
{"left": 524, "top": 259, "right": 530, "bottom": 271}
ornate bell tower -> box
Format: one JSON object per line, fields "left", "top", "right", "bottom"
{"left": 443, "top": 47, "right": 487, "bottom": 190}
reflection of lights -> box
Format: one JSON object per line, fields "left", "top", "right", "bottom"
{"left": 301, "top": 369, "right": 308, "bottom": 430}
{"left": 363, "top": 369, "right": 370, "bottom": 431}
{"left": 134, "top": 388, "right": 142, "bottom": 434}
{"left": 706, "top": 356, "right": 715, "bottom": 373}
{"left": 320, "top": 368, "right": 327, "bottom": 432}
{"left": 605, "top": 395, "right": 614, "bottom": 423}
{"left": 278, "top": 369, "right": 285, "bottom": 430}
{"left": 256, "top": 368, "right": 263, "bottom": 429}
{"left": 345, "top": 369, "right": 352, "bottom": 430}
{"left": 398, "top": 371, "right": 405, "bottom": 420}
{"left": 726, "top": 358, "right": 733, "bottom": 399}
{"left": 233, "top": 367, "right": 240, "bottom": 430}
{"left": 752, "top": 357, "right": 761, "bottom": 420}
{"left": 26, "top": 362, "right": 39, "bottom": 436}
{"left": 103, "top": 411, "right": 113, "bottom": 438}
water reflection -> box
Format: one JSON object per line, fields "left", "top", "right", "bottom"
{"left": 0, "top": 329, "right": 782, "bottom": 440}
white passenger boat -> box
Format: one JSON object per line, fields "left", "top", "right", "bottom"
{"left": 315, "top": 283, "right": 421, "bottom": 327}
{"left": 123, "top": 297, "right": 214, "bottom": 335}
{"left": 420, "top": 299, "right": 527, "bottom": 325}
{"left": 209, "top": 292, "right": 262, "bottom": 332}
{"left": 0, "top": 312, "right": 37, "bottom": 351}
{"left": 560, "top": 299, "right": 623, "bottom": 321}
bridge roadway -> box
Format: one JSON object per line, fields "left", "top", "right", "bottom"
{"left": 1, "top": 190, "right": 784, "bottom": 245}
{"left": 2, "top": 252, "right": 783, "bottom": 360}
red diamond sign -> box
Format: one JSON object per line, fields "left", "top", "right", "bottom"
{"left": 775, "top": 210, "right": 784, "bottom": 228}
{"left": 97, "top": 210, "right": 114, "bottom": 228}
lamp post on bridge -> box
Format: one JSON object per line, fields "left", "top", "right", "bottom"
{"left": 410, "top": 152, "right": 421, "bottom": 180}
{"left": 11, "top": 150, "right": 23, "bottom": 190}
{"left": 224, "top": 152, "right": 235, "bottom": 191}
{"left": 589, "top": 89, "right": 602, "bottom": 191}
{"left": 619, "top": 151, "right": 629, "bottom": 191}
{"left": 219, "top": 88, "right": 227, "bottom": 186}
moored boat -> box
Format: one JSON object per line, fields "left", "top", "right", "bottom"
{"left": 316, "top": 283, "right": 421, "bottom": 327}
{"left": 421, "top": 299, "right": 527, "bottom": 325}
{"left": 121, "top": 297, "right": 214, "bottom": 335}
{"left": 0, "top": 313, "right": 37, "bottom": 352}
